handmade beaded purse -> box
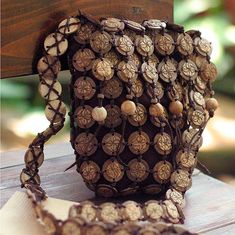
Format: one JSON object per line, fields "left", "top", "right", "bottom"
{"left": 20, "top": 10, "right": 218, "bottom": 235}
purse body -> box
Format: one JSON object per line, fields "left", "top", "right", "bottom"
{"left": 67, "top": 15, "right": 204, "bottom": 198}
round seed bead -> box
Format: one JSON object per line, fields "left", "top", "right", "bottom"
{"left": 121, "top": 100, "right": 136, "bottom": 115}
{"left": 205, "top": 98, "right": 218, "bottom": 111}
{"left": 149, "top": 103, "right": 164, "bottom": 117}
{"left": 169, "top": 101, "right": 183, "bottom": 115}
{"left": 92, "top": 106, "right": 107, "bottom": 122}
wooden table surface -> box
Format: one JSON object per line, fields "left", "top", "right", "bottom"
{"left": 1, "top": 142, "right": 235, "bottom": 234}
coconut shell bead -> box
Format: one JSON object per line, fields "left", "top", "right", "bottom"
{"left": 45, "top": 100, "right": 66, "bottom": 123}
{"left": 205, "top": 98, "right": 218, "bottom": 111}
{"left": 58, "top": 17, "right": 80, "bottom": 35}
{"left": 92, "top": 106, "right": 107, "bottom": 122}
{"left": 169, "top": 101, "right": 183, "bottom": 115}
{"left": 121, "top": 100, "right": 136, "bottom": 115}
{"left": 39, "top": 80, "right": 62, "bottom": 101}
{"left": 149, "top": 103, "right": 164, "bottom": 117}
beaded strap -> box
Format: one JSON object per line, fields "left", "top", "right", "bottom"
{"left": 20, "top": 10, "right": 218, "bottom": 235}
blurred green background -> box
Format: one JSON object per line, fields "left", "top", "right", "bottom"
{"left": 1, "top": 0, "right": 235, "bottom": 185}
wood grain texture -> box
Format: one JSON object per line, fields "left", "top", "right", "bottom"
{"left": 1, "top": 143, "right": 235, "bottom": 234}
{"left": 1, "top": 0, "right": 173, "bottom": 78}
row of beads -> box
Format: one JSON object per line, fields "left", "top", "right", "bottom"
{"left": 26, "top": 185, "right": 187, "bottom": 235}
{"left": 78, "top": 158, "right": 193, "bottom": 187}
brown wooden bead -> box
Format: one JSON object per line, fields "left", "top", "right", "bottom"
{"left": 169, "top": 101, "right": 183, "bottom": 115}
{"left": 91, "top": 106, "right": 107, "bottom": 122}
{"left": 121, "top": 100, "right": 136, "bottom": 115}
{"left": 201, "top": 62, "right": 217, "bottom": 82}
{"left": 149, "top": 103, "right": 164, "bottom": 117}
{"left": 24, "top": 147, "right": 44, "bottom": 169}
{"left": 205, "top": 98, "right": 218, "bottom": 111}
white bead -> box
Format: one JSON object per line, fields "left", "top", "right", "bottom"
{"left": 92, "top": 106, "right": 107, "bottom": 122}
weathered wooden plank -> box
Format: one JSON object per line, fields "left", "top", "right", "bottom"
{"left": 1, "top": 0, "right": 173, "bottom": 78}
{"left": 184, "top": 172, "right": 235, "bottom": 233}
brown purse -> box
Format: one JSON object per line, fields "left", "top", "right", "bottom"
{"left": 20, "top": 10, "right": 218, "bottom": 235}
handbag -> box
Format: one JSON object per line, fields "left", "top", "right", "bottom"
{"left": 20, "top": 9, "right": 218, "bottom": 235}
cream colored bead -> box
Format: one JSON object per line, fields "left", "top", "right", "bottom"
{"left": 45, "top": 100, "right": 66, "bottom": 123}
{"left": 169, "top": 101, "right": 183, "bottom": 115}
{"left": 38, "top": 80, "right": 62, "bottom": 101}
{"left": 149, "top": 103, "right": 164, "bottom": 117}
{"left": 92, "top": 106, "right": 107, "bottom": 122}
{"left": 58, "top": 17, "right": 80, "bottom": 35}
{"left": 44, "top": 33, "right": 68, "bottom": 56}
{"left": 205, "top": 98, "right": 218, "bottom": 111}
{"left": 121, "top": 100, "right": 136, "bottom": 115}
